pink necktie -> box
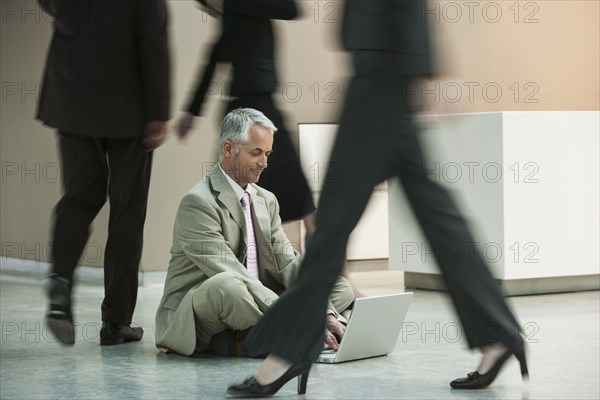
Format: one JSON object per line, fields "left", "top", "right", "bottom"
{"left": 241, "top": 192, "right": 259, "bottom": 279}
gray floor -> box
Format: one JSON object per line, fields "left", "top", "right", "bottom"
{"left": 1, "top": 270, "right": 599, "bottom": 400}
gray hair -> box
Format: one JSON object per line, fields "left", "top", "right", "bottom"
{"left": 218, "top": 108, "right": 277, "bottom": 157}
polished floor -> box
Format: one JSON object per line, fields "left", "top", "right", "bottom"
{"left": 1, "top": 269, "right": 598, "bottom": 399}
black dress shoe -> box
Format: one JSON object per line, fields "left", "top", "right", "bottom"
{"left": 227, "top": 363, "right": 311, "bottom": 397}
{"left": 100, "top": 321, "right": 144, "bottom": 346}
{"left": 46, "top": 274, "right": 75, "bottom": 346}
{"left": 450, "top": 347, "right": 529, "bottom": 389}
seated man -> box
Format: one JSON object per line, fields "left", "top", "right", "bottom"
{"left": 156, "top": 108, "right": 355, "bottom": 356}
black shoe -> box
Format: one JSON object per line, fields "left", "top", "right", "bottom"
{"left": 210, "top": 329, "right": 251, "bottom": 357}
{"left": 226, "top": 363, "right": 311, "bottom": 397}
{"left": 450, "top": 348, "right": 529, "bottom": 389}
{"left": 46, "top": 274, "right": 74, "bottom": 345}
{"left": 100, "top": 321, "right": 144, "bottom": 346}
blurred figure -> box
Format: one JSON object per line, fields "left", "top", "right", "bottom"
{"left": 36, "top": 0, "right": 170, "bottom": 345}
{"left": 174, "top": 0, "right": 317, "bottom": 244}
{"left": 227, "top": 0, "right": 527, "bottom": 396}
{"left": 155, "top": 108, "right": 353, "bottom": 357}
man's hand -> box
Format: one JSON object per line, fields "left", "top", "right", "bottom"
{"left": 323, "top": 314, "right": 345, "bottom": 351}
{"left": 143, "top": 120, "right": 167, "bottom": 151}
{"left": 174, "top": 112, "right": 195, "bottom": 141}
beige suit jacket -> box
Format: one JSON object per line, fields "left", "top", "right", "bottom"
{"left": 156, "top": 165, "right": 337, "bottom": 355}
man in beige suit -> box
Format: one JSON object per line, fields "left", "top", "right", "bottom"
{"left": 156, "top": 108, "right": 354, "bottom": 356}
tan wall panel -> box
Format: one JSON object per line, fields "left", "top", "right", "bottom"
{"left": 432, "top": 0, "right": 600, "bottom": 112}
{"left": 1, "top": 1, "right": 598, "bottom": 271}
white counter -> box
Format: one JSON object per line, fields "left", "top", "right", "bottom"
{"left": 389, "top": 111, "right": 599, "bottom": 294}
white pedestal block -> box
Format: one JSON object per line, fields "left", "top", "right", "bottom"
{"left": 298, "top": 124, "right": 388, "bottom": 260}
{"left": 388, "top": 111, "right": 600, "bottom": 295}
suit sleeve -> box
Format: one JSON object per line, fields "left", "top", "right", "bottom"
{"left": 225, "top": 0, "right": 299, "bottom": 20}
{"left": 175, "top": 193, "right": 279, "bottom": 311}
{"left": 264, "top": 195, "right": 302, "bottom": 287}
{"left": 37, "top": 0, "right": 56, "bottom": 16}
{"left": 135, "top": 0, "right": 171, "bottom": 121}
{"left": 185, "top": 35, "right": 228, "bottom": 116}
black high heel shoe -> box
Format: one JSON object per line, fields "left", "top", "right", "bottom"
{"left": 450, "top": 348, "right": 528, "bottom": 389}
{"left": 226, "top": 363, "right": 311, "bottom": 397}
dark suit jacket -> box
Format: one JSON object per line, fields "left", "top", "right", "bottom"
{"left": 342, "top": 0, "right": 434, "bottom": 76}
{"left": 186, "top": 0, "right": 298, "bottom": 115}
{"left": 36, "top": 0, "right": 170, "bottom": 138}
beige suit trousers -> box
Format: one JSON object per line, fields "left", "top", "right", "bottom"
{"left": 192, "top": 271, "right": 354, "bottom": 351}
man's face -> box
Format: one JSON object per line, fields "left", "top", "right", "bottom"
{"left": 222, "top": 124, "right": 273, "bottom": 188}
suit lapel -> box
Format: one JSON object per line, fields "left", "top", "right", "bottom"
{"left": 248, "top": 185, "right": 277, "bottom": 276}
{"left": 209, "top": 167, "right": 276, "bottom": 278}
{"left": 209, "top": 166, "right": 246, "bottom": 238}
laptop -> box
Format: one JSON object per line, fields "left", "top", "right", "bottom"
{"left": 316, "top": 292, "right": 413, "bottom": 364}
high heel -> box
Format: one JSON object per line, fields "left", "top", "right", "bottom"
{"left": 297, "top": 368, "right": 309, "bottom": 394}
{"left": 450, "top": 348, "right": 528, "bottom": 389}
{"left": 515, "top": 349, "right": 529, "bottom": 379}
{"left": 227, "top": 363, "right": 311, "bottom": 397}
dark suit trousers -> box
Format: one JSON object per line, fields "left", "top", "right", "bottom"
{"left": 51, "top": 132, "right": 153, "bottom": 325}
{"left": 245, "top": 51, "right": 523, "bottom": 364}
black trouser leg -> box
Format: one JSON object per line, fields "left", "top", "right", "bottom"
{"left": 397, "top": 137, "right": 523, "bottom": 351}
{"left": 51, "top": 132, "right": 108, "bottom": 282}
{"left": 246, "top": 51, "right": 523, "bottom": 364}
{"left": 245, "top": 69, "right": 391, "bottom": 362}
{"left": 101, "top": 138, "right": 153, "bottom": 325}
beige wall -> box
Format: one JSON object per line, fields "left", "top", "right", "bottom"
{"left": 1, "top": 0, "right": 598, "bottom": 272}
{"left": 431, "top": 0, "right": 600, "bottom": 112}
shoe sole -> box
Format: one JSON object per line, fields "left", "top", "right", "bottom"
{"left": 100, "top": 336, "right": 143, "bottom": 346}
{"left": 46, "top": 315, "right": 75, "bottom": 345}
{"left": 100, "top": 337, "right": 126, "bottom": 346}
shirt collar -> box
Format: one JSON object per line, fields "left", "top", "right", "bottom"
{"left": 219, "top": 163, "right": 249, "bottom": 201}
